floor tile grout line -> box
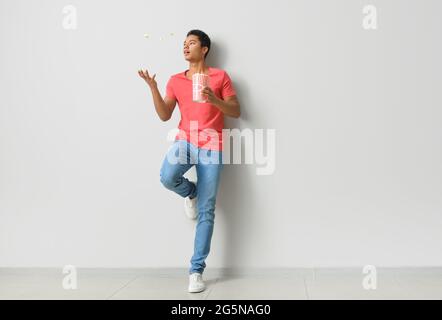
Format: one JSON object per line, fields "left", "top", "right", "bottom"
{"left": 303, "top": 276, "right": 310, "bottom": 300}
{"left": 393, "top": 273, "right": 403, "bottom": 288}
{"left": 204, "top": 277, "right": 219, "bottom": 300}
{"left": 105, "top": 274, "right": 143, "bottom": 300}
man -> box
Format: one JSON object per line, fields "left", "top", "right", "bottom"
{"left": 138, "top": 29, "right": 240, "bottom": 293}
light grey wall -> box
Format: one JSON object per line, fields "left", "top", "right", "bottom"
{"left": 1, "top": 0, "right": 441, "bottom": 268}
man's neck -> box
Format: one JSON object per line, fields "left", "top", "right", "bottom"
{"left": 188, "top": 61, "right": 208, "bottom": 74}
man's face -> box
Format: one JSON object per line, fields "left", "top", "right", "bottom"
{"left": 183, "top": 35, "right": 206, "bottom": 61}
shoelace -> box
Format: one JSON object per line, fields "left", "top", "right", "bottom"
{"left": 191, "top": 273, "right": 202, "bottom": 281}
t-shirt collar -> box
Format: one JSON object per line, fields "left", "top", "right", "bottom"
{"left": 182, "top": 67, "right": 212, "bottom": 80}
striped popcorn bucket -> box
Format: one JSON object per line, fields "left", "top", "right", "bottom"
{"left": 192, "top": 73, "right": 210, "bottom": 103}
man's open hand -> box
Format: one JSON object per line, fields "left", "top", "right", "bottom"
{"left": 138, "top": 69, "right": 157, "bottom": 89}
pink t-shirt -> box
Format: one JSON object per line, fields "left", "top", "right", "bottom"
{"left": 165, "top": 67, "right": 237, "bottom": 151}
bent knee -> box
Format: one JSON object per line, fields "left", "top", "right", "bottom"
{"left": 160, "top": 172, "right": 172, "bottom": 188}
{"left": 160, "top": 171, "right": 179, "bottom": 189}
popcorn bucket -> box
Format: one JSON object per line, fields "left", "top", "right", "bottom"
{"left": 192, "top": 73, "right": 210, "bottom": 103}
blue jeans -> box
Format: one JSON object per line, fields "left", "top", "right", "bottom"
{"left": 159, "top": 139, "right": 224, "bottom": 275}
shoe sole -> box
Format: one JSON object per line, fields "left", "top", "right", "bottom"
{"left": 188, "top": 286, "right": 206, "bottom": 293}
{"left": 184, "top": 200, "right": 198, "bottom": 220}
{"left": 185, "top": 211, "right": 198, "bottom": 220}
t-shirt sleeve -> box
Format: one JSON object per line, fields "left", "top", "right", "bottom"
{"left": 165, "top": 77, "right": 176, "bottom": 100}
{"left": 221, "top": 71, "right": 237, "bottom": 99}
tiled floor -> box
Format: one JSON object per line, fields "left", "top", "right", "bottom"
{"left": 1, "top": 268, "right": 441, "bottom": 300}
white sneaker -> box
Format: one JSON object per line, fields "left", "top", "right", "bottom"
{"left": 184, "top": 183, "right": 198, "bottom": 219}
{"left": 188, "top": 272, "right": 206, "bottom": 293}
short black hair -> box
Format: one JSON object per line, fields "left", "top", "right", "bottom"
{"left": 186, "top": 29, "right": 211, "bottom": 59}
